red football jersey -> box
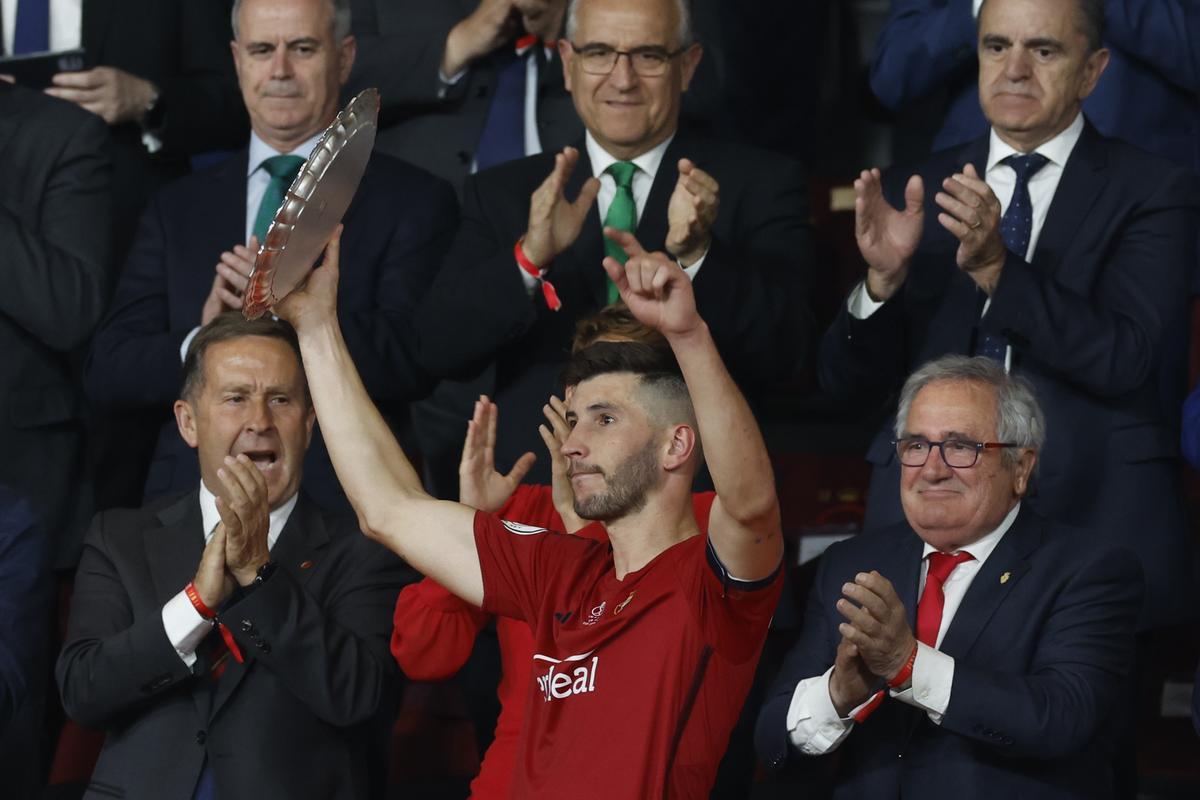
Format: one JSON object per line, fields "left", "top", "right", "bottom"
{"left": 474, "top": 510, "right": 781, "bottom": 799}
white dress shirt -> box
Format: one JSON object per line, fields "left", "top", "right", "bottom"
{"left": 847, "top": 114, "right": 1086, "bottom": 346}
{"left": 178, "top": 130, "right": 324, "bottom": 362}
{"left": 159, "top": 483, "right": 299, "bottom": 668}
{"left": 1, "top": 0, "right": 82, "bottom": 55}
{"left": 785, "top": 502, "right": 1021, "bottom": 755}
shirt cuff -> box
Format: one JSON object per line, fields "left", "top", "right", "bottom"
{"left": 785, "top": 666, "right": 857, "bottom": 755}
{"left": 848, "top": 281, "right": 886, "bottom": 320}
{"left": 179, "top": 326, "right": 202, "bottom": 363}
{"left": 161, "top": 589, "right": 212, "bottom": 669}
{"left": 436, "top": 66, "right": 468, "bottom": 99}
{"left": 889, "top": 642, "right": 954, "bottom": 724}
{"left": 680, "top": 247, "right": 708, "bottom": 280}
{"left": 517, "top": 260, "right": 540, "bottom": 295}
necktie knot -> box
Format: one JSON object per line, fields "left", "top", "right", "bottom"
{"left": 606, "top": 161, "right": 638, "bottom": 190}
{"left": 260, "top": 154, "right": 305, "bottom": 182}
{"left": 926, "top": 550, "right": 975, "bottom": 586}
{"left": 1002, "top": 152, "right": 1049, "bottom": 185}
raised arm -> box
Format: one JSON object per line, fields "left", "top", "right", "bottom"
{"left": 274, "top": 231, "right": 483, "bottom": 605}
{"left": 604, "top": 231, "right": 782, "bottom": 581}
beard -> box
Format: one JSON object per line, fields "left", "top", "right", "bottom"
{"left": 572, "top": 439, "right": 662, "bottom": 522}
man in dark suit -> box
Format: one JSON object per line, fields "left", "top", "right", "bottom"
{"left": 415, "top": 0, "right": 812, "bottom": 485}
{"left": 0, "top": 83, "right": 111, "bottom": 567}
{"left": 86, "top": 0, "right": 457, "bottom": 513}
{"left": 58, "top": 314, "right": 409, "bottom": 800}
{"left": 345, "top": 0, "right": 580, "bottom": 190}
{"left": 0, "top": 485, "right": 53, "bottom": 800}
{"left": 819, "top": 0, "right": 1198, "bottom": 629}
{"left": 870, "top": 0, "right": 1200, "bottom": 174}
{"left": 757, "top": 355, "right": 1142, "bottom": 799}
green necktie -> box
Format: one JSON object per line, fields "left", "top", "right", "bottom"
{"left": 602, "top": 161, "right": 638, "bottom": 305}
{"left": 252, "top": 155, "right": 306, "bottom": 243}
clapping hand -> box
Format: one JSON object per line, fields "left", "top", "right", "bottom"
{"left": 458, "top": 396, "right": 535, "bottom": 513}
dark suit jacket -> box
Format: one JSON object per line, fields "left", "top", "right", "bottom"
{"left": 86, "top": 149, "right": 458, "bottom": 511}
{"left": 756, "top": 509, "right": 1143, "bottom": 799}
{"left": 0, "top": 85, "right": 112, "bottom": 566}
{"left": 819, "top": 123, "right": 1199, "bottom": 628}
{"left": 870, "top": 0, "right": 1200, "bottom": 172}
{"left": 56, "top": 492, "right": 412, "bottom": 800}
{"left": 0, "top": 485, "right": 52, "bottom": 800}
{"left": 345, "top": 0, "right": 582, "bottom": 192}
{"left": 416, "top": 133, "right": 812, "bottom": 481}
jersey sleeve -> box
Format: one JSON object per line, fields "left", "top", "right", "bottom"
{"left": 681, "top": 535, "right": 784, "bottom": 664}
{"left": 473, "top": 510, "right": 594, "bottom": 623}
{"left": 390, "top": 577, "right": 491, "bottom": 681}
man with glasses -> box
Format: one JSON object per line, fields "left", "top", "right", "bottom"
{"left": 414, "top": 0, "right": 812, "bottom": 487}
{"left": 757, "top": 354, "right": 1142, "bottom": 798}
{"left": 818, "top": 0, "right": 1198, "bottom": 631}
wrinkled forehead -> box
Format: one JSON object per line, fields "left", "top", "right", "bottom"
{"left": 573, "top": 0, "right": 681, "bottom": 48}
{"left": 236, "top": 0, "right": 334, "bottom": 42}
{"left": 203, "top": 336, "right": 305, "bottom": 391}
{"left": 904, "top": 380, "right": 999, "bottom": 440}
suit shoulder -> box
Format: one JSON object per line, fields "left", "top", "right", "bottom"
{"left": 817, "top": 522, "right": 914, "bottom": 572}
{"left": 1033, "top": 520, "right": 1143, "bottom": 582}
{"left": 1096, "top": 136, "right": 1200, "bottom": 197}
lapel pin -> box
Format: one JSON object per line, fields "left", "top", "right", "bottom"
{"left": 299, "top": 560, "right": 314, "bottom": 570}
{"left": 1000, "top": 571, "right": 1011, "bottom": 584}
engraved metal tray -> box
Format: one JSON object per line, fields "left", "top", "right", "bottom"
{"left": 243, "top": 88, "right": 380, "bottom": 319}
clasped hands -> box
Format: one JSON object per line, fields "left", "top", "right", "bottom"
{"left": 856, "top": 162, "right": 1007, "bottom": 301}
{"left": 520, "top": 146, "right": 719, "bottom": 269}
{"left": 828, "top": 570, "right": 917, "bottom": 717}
{"left": 191, "top": 455, "right": 272, "bottom": 610}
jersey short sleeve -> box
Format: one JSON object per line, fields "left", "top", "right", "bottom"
{"left": 473, "top": 510, "right": 597, "bottom": 623}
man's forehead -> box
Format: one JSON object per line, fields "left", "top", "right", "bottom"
{"left": 237, "top": 0, "right": 331, "bottom": 40}
{"left": 979, "top": 0, "right": 1080, "bottom": 38}
{"left": 906, "top": 380, "right": 998, "bottom": 434}
{"left": 574, "top": 0, "right": 678, "bottom": 44}
{"left": 566, "top": 372, "right": 639, "bottom": 412}
{"left": 205, "top": 336, "right": 300, "bottom": 379}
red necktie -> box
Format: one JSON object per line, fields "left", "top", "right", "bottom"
{"left": 915, "top": 551, "right": 975, "bottom": 647}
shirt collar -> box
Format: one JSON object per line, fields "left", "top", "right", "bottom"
{"left": 920, "top": 500, "right": 1021, "bottom": 566}
{"left": 248, "top": 129, "right": 326, "bottom": 178}
{"left": 198, "top": 481, "right": 299, "bottom": 552}
{"left": 585, "top": 130, "right": 675, "bottom": 183}
{"left": 987, "top": 113, "right": 1084, "bottom": 173}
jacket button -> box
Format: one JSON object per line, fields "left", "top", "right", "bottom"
{"left": 241, "top": 619, "right": 253, "bottom": 632}
{"left": 260, "top": 642, "right": 272, "bottom": 654}
{"left": 196, "top": 730, "right": 206, "bottom": 745}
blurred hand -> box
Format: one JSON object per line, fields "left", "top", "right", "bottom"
{"left": 216, "top": 455, "right": 271, "bottom": 587}
{"left": 442, "top": 0, "right": 521, "bottom": 76}
{"left": 521, "top": 147, "right": 601, "bottom": 267}
{"left": 201, "top": 236, "right": 259, "bottom": 325}
{"left": 855, "top": 168, "right": 924, "bottom": 302}
{"left": 602, "top": 230, "right": 701, "bottom": 339}
{"left": 666, "top": 158, "right": 719, "bottom": 266}
{"left": 459, "top": 396, "right": 535, "bottom": 513}
{"left": 46, "top": 67, "right": 157, "bottom": 125}
{"left": 538, "top": 394, "right": 585, "bottom": 532}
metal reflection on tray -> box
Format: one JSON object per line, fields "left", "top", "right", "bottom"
{"left": 243, "top": 88, "right": 380, "bottom": 320}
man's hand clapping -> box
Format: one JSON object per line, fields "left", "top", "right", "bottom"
{"left": 666, "top": 158, "right": 719, "bottom": 267}
{"left": 521, "top": 147, "right": 601, "bottom": 267}
{"left": 836, "top": 571, "right": 918, "bottom": 684}
{"left": 855, "top": 168, "right": 924, "bottom": 302}
{"left": 201, "top": 236, "right": 259, "bottom": 325}
{"left": 216, "top": 454, "right": 272, "bottom": 587}
{"left": 459, "top": 396, "right": 536, "bottom": 513}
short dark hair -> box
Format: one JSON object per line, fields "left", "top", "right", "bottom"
{"left": 181, "top": 311, "right": 308, "bottom": 403}
{"left": 979, "top": 0, "right": 1105, "bottom": 52}
{"left": 561, "top": 340, "right": 682, "bottom": 390}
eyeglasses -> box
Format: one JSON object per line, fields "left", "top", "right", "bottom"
{"left": 892, "top": 437, "right": 1019, "bottom": 469}
{"left": 569, "top": 42, "right": 689, "bottom": 76}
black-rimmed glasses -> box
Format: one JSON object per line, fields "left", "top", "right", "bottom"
{"left": 892, "top": 437, "right": 1019, "bottom": 469}
{"left": 569, "top": 42, "right": 689, "bottom": 76}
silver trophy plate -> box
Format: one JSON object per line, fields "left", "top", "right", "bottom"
{"left": 243, "top": 88, "right": 380, "bottom": 320}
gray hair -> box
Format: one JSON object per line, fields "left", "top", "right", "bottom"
{"left": 565, "top": 0, "right": 694, "bottom": 48}
{"left": 232, "top": 0, "right": 352, "bottom": 42}
{"left": 893, "top": 355, "right": 1045, "bottom": 468}
{"left": 978, "top": 0, "right": 1105, "bottom": 52}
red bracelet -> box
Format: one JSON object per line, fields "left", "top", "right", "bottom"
{"left": 887, "top": 642, "right": 919, "bottom": 689}
{"left": 185, "top": 582, "right": 244, "bottom": 664}
{"left": 850, "top": 689, "right": 885, "bottom": 723}
{"left": 514, "top": 237, "right": 562, "bottom": 311}
{"left": 185, "top": 581, "right": 217, "bottom": 620}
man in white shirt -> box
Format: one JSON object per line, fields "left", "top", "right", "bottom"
{"left": 757, "top": 354, "right": 1142, "bottom": 799}
{"left": 86, "top": 0, "right": 458, "bottom": 513}
{"left": 415, "top": 0, "right": 812, "bottom": 488}
{"left": 58, "top": 313, "right": 410, "bottom": 800}
{"left": 818, "top": 0, "right": 1198, "bottom": 631}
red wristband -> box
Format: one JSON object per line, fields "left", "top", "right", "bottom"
{"left": 185, "top": 581, "right": 217, "bottom": 620}
{"left": 850, "top": 689, "right": 885, "bottom": 723}
{"left": 514, "top": 237, "right": 562, "bottom": 311}
{"left": 887, "top": 642, "right": 919, "bottom": 689}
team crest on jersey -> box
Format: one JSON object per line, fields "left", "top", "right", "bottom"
{"left": 533, "top": 650, "right": 600, "bottom": 701}
{"left": 501, "top": 519, "right": 548, "bottom": 536}
{"left": 582, "top": 601, "right": 606, "bottom": 626}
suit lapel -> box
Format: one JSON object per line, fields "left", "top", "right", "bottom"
{"left": 938, "top": 508, "right": 1040, "bottom": 659}
{"left": 180, "top": 152, "right": 251, "bottom": 310}
{"left": 81, "top": 0, "right": 115, "bottom": 58}
{"left": 636, "top": 135, "right": 683, "bottom": 254}
{"left": 146, "top": 493, "right": 206, "bottom": 606}
{"left": 889, "top": 527, "right": 925, "bottom": 630}
{"left": 1029, "top": 123, "right": 1108, "bottom": 275}
{"left": 560, "top": 142, "right": 607, "bottom": 305}
{"left": 209, "top": 497, "right": 329, "bottom": 720}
